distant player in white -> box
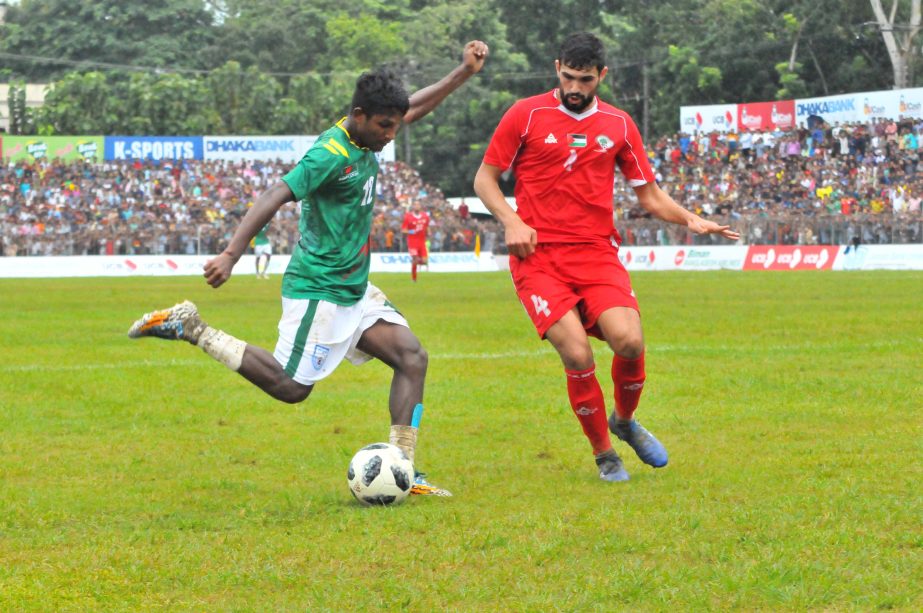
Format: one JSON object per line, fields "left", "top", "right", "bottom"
{"left": 252, "top": 222, "right": 272, "bottom": 279}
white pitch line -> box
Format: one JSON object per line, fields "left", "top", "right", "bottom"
{"left": 1, "top": 339, "right": 919, "bottom": 374}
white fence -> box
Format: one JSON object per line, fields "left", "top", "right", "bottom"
{"left": 0, "top": 246, "right": 921, "bottom": 278}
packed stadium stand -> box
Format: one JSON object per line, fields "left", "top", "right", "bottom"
{"left": 2, "top": 118, "right": 921, "bottom": 256}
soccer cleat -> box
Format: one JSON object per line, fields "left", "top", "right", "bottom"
{"left": 410, "top": 471, "right": 452, "bottom": 497}
{"left": 596, "top": 451, "right": 629, "bottom": 482}
{"left": 609, "top": 416, "right": 669, "bottom": 468}
{"left": 127, "top": 300, "right": 202, "bottom": 342}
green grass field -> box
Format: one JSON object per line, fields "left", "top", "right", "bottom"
{"left": 1, "top": 270, "right": 921, "bottom": 611}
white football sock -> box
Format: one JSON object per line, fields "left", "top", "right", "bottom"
{"left": 389, "top": 424, "right": 418, "bottom": 463}
{"left": 196, "top": 327, "right": 247, "bottom": 371}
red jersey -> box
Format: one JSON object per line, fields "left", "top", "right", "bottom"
{"left": 401, "top": 210, "right": 429, "bottom": 246}
{"left": 483, "top": 90, "right": 655, "bottom": 244}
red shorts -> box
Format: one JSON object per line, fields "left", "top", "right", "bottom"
{"left": 509, "top": 242, "right": 639, "bottom": 339}
{"left": 408, "top": 241, "right": 428, "bottom": 260}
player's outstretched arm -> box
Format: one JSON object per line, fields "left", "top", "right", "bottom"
{"left": 632, "top": 182, "right": 740, "bottom": 241}
{"left": 403, "top": 40, "right": 489, "bottom": 125}
{"left": 204, "top": 181, "right": 295, "bottom": 288}
{"left": 474, "top": 162, "right": 537, "bottom": 258}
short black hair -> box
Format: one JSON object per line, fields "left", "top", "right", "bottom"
{"left": 351, "top": 69, "right": 410, "bottom": 118}
{"left": 559, "top": 32, "right": 606, "bottom": 72}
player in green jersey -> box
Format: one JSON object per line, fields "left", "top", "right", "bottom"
{"left": 128, "top": 40, "right": 489, "bottom": 498}
{"left": 252, "top": 222, "right": 272, "bottom": 279}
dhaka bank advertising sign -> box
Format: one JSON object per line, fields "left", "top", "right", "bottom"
{"left": 203, "top": 136, "right": 396, "bottom": 163}
{"left": 203, "top": 136, "right": 318, "bottom": 163}
{"left": 681, "top": 87, "right": 923, "bottom": 132}
{"left": 795, "top": 88, "right": 923, "bottom": 125}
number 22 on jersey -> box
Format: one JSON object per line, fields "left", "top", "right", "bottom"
{"left": 361, "top": 176, "right": 375, "bottom": 206}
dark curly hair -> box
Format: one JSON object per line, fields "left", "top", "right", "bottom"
{"left": 558, "top": 32, "right": 606, "bottom": 72}
{"left": 351, "top": 69, "right": 410, "bottom": 117}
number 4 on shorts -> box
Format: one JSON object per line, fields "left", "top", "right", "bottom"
{"left": 530, "top": 294, "right": 551, "bottom": 317}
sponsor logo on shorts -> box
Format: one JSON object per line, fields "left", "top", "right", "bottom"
{"left": 311, "top": 345, "right": 330, "bottom": 370}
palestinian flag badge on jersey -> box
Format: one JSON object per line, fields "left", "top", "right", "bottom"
{"left": 567, "top": 134, "right": 587, "bottom": 148}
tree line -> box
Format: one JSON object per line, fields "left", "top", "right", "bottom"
{"left": 0, "top": 0, "right": 912, "bottom": 194}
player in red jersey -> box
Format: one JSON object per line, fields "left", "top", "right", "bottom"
{"left": 474, "top": 32, "right": 739, "bottom": 483}
{"left": 401, "top": 202, "right": 430, "bottom": 282}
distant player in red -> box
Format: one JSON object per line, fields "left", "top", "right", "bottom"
{"left": 474, "top": 32, "right": 739, "bottom": 482}
{"left": 401, "top": 202, "right": 430, "bottom": 282}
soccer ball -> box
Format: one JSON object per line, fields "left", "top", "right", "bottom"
{"left": 347, "top": 443, "right": 414, "bottom": 507}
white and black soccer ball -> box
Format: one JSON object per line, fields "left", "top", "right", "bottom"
{"left": 347, "top": 443, "right": 414, "bottom": 507}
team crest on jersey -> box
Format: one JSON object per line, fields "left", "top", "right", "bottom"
{"left": 567, "top": 134, "right": 587, "bottom": 148}
{"left": 311, "top": 345, "right": 331, "bottom": 370}
{"left": 595, "top": 135, "right": 614, "bottom": 151}
{"left": 339, "top": 165, "right": 359, "bottom": 181}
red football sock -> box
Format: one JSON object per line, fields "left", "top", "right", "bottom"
{"left": 612, "top": 352, "right": 646, "bottom": 420}
{"left": 411, "top": 262, "right": 417, "bottom": 282}
{"left": 565, "top": 366, "right": 612, "bottom": 455}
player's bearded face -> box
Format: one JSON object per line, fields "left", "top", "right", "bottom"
{"left": 556, "top": 62, "right": 606, "bottom": 113}
{"left": 560, "top": 89, "right": 593, "bottom": 112}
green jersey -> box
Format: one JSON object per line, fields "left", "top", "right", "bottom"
{"left": 253, "top": 223, "right": 270, "bottom": 246}
{"left": 281, "top": 118, "right": 379, "bottom": 305}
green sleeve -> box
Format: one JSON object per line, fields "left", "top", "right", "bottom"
{"left": 282, "top": 146, "right": 342, "bottom": 201}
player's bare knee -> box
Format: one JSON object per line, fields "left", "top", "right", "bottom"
{"left": 558, "top": 345, "right": 594, "bottom": 371}
{"left": 614, "top": 337, "right": 644, "bottom": 360}
{"left": 275, "top": 378, "right": 313, "bottom": 404}
{"left": 399, "top": 344, "right": 428, "bottom": 378}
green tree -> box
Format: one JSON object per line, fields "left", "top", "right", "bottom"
{"left": 206, "top": 61, "right": 281, "bottom": 134}
{"left": 322, "top": 13, "right": 407, "bottom": 71}
{"left": 394, "top": 0, "right": 528, "bottom": 194}
{"left": 201, "top": 0, "right": 340, "bottom": 75}
{"left": 868, "top": 0, "right": 921, "bottom": 88}
{"left": 0, "top": 0, "right": 216, "bottom": 81}
{"left": 648, "top": 45, "right": 723, "bottom": 136}
{"left": 7, "top": 80, "right": 36, "bottom": 135}
{"left": 35, "top": 72, "right": 118, "bottom": 134}
{"left": 118, "top": 72, "right": 215, "bottom": 135}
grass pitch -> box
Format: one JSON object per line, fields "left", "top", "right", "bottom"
{"left": 0, "top": 270, "right": 921, "bottom": 611}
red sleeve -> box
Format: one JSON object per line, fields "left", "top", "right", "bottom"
{"left": 483, "top": 102, "right": 527, "bottom": 170}
{"left": 615, "top": 113, "right": 655, "bottom": 186}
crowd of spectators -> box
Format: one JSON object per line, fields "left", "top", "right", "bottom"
{"left": 2, "top": 114, "right": 922, "bottom": 257}
{"left": 0, "top": 158, "right": 496, "bottom": 257}
{"left": 618, "top": 116, "right": 923, "bottom": 246}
